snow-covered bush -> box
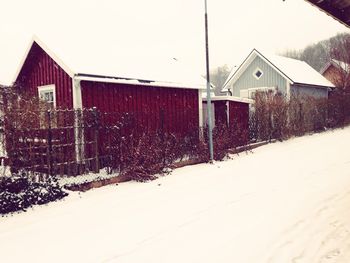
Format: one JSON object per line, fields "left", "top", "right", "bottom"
{"left": 0, "top": 176, "right": 68, "bottom": 215}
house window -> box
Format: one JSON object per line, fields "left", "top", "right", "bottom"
{"left": 253, "top": 68, "right": 263, "bottom": 80}
{"left": 239, "top": 87, "right": 277, "bottom": 99}
{"left": 38, "top": 85, "right": 57, "bottom": 128}
{"left": 38, "top": 85, "right": 56, "bottom": 109}
{"left": 248, "top": 86, "right": 277, "bottom": 99}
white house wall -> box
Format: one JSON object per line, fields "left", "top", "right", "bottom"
{"left": 231, "top": 56, "right": 287, "bottom": 97}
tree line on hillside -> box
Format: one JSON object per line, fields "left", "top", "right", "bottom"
{"left": 280, "top": 33, "right": 350, "bottom": 72}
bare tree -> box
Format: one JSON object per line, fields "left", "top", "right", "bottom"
{"left": 209, "top": 64, "right": 231, "bottom": 95}
{"left": 280, "top": 40, "right": 330, "bottom": 72}
{"left": 328, "top": 33, "right": 350, "bottom": 92}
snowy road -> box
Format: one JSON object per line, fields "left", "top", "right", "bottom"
{"left": 1, "top": 127, "right": 350, "bottom": 263}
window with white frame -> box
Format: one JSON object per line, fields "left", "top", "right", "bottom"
{"left": 240, "top": 86, "right": 277, "bottom": 99}
{"left": 38, "top": 85, "right": 56, "bottom": 109}
{"left": 38, "top": 85, "right": 57, "bottom": 128}
{"left": 248, "top": 86, "right": 276, "bottom": 99}
{"left": 253, "top": 68, "right": 263, "bottom": 80}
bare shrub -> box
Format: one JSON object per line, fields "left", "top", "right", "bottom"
{"left": 252, "top": 91, "right": 288, "bottom": 141}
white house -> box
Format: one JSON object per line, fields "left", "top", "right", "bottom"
{"left": 222, "top": 49, "right": 334, "bottom": 100}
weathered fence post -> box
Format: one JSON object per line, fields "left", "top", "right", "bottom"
{"left": 47, "top": 110, "right": 53, "bottom": 177}
{"left": 92, "top": 107, "right": 99, "bottom": 173}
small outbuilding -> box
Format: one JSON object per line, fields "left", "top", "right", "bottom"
{"left": 321, "top": 59, "right": 350, "bottom": 88}
{"left": 222, "top": 49, "right": 334, "bottom": 100}
{"left": 202, "top": 96, "right": 253, "bottom": 145}
{"left": 13, "top": 36, "right": 205, "bottom": 136}
{"left": 8, "top": 36, "right": 206, "bottom": 172}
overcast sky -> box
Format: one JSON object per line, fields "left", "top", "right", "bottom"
{"left": 0, "top": 0, "right": 349, "bottom": 85}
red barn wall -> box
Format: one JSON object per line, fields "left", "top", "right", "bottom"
{"left": 323, "top": 65, "right": 343, "bottom": 87}
{"left": 228, "top": 101, "right": 249, "bottom": 127}
{"left": 16, "top": 42, "right": 73, "bottom": 109}
{"left": 81, "top": 81, "right": 199, "bottom": 135}
{"left": 212, "top": 101, "right": 227, "bottom": 126}
{"left": 228, "top": 101, "right": 249, "bottom": 144}
{"left": 206, "top": 100, "right": 249, "bottom": 130}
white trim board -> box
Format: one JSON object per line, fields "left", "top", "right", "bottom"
{"left": 75, "top": 75, "right": 206, "bottom": 90}
{"left": 202, "top": 96, "right": 254, "bottom": 104}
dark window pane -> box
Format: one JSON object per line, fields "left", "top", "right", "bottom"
{"left": 255, "top": 70, "right": 262, "bottom": 78}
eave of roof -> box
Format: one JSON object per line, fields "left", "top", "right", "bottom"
{"left": 202, "top": 96, "right": 254, "bottom": 104}
{"left": 75, "top": 74, "right": 207, "bottom": 90}
{"left": 304, "top": 0, "right": 350, "bottom": 28}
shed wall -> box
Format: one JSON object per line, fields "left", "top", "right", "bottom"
{"left": 228, "top": 101, "right": 249, "bottom": 144}
{"left": 81, "top": 81, "right": 199, "bottom": 135}
{"left": 323, "top": 65, "right": 342, "bottom": 87}
{"left": 213, "top": 101, "right": 227, "bottom": 125}
{"left": 291, "top": 84, "right": 328, "bottom": 99}
{"left": 203, "top": 100, "right": 250, "bottom": 146}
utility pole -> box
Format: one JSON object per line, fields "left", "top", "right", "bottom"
{"left": 204, "top": 0, "right": 214, "bottom": 161}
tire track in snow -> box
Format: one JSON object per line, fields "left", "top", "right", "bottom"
{"left": 264, "top": 188, "right": 350, "bottom": 263}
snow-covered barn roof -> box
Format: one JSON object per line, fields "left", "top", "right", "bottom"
{"left": 320, "top": 59, "right": 350, "bottom": 74}
{"left": 222, "top": 49, "right": 335, "bottom": 91}
{"left": 13, "top": 35, "right": 207, "bottom": 90}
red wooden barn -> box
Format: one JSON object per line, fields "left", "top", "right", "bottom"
{"left": 9, "top": 36, "right": 206, "bottom": 170}
{"left": 13, "top": 36, "right": 205, "bottom": 131}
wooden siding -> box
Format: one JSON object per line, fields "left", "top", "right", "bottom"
{"left": 232, "top": 56, "right": 287, "bottom": 97}
{"left": 323, "top": 65, "right": 343, "bottom": 87}
{"left": 291, "top": 84, "right": 328, "bottom": 99}
{"left": 213, "top": 101, "right": 227, "bottom": 125}
{"left": 16, "top": 42, "right": 73, "bottom": 109}
{"left": 228, "top": 101, "right": 249, "bottom": 128}
{"left": 81, "top": 81, "right": 199, "bottom": 135}
{"left": 228, "top": 101, "right": 249, "bottom": 144}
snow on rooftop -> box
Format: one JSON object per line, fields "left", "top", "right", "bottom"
{"left": 265, "top": 53, "right": 335, "bottom": 87}
{"left": 332, "top": 59, "right": 350, "bottom": 73}
{"left": 23, "top": 35, "right": 207, "bottom": 89}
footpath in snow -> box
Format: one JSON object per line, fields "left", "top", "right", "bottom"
{"left": 1, "top": 127, "right": 350, "bottom": 263}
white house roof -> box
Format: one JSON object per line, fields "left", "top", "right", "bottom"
{"left": 13, "top": 35, "right": 207, "bottom": 90}
{"left": 222, "top": 49, "right": 335, "bottom": 91}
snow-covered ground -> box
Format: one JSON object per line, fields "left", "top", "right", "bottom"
{"left": 1, "top": 127, "right": 350, "bottom": 263}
